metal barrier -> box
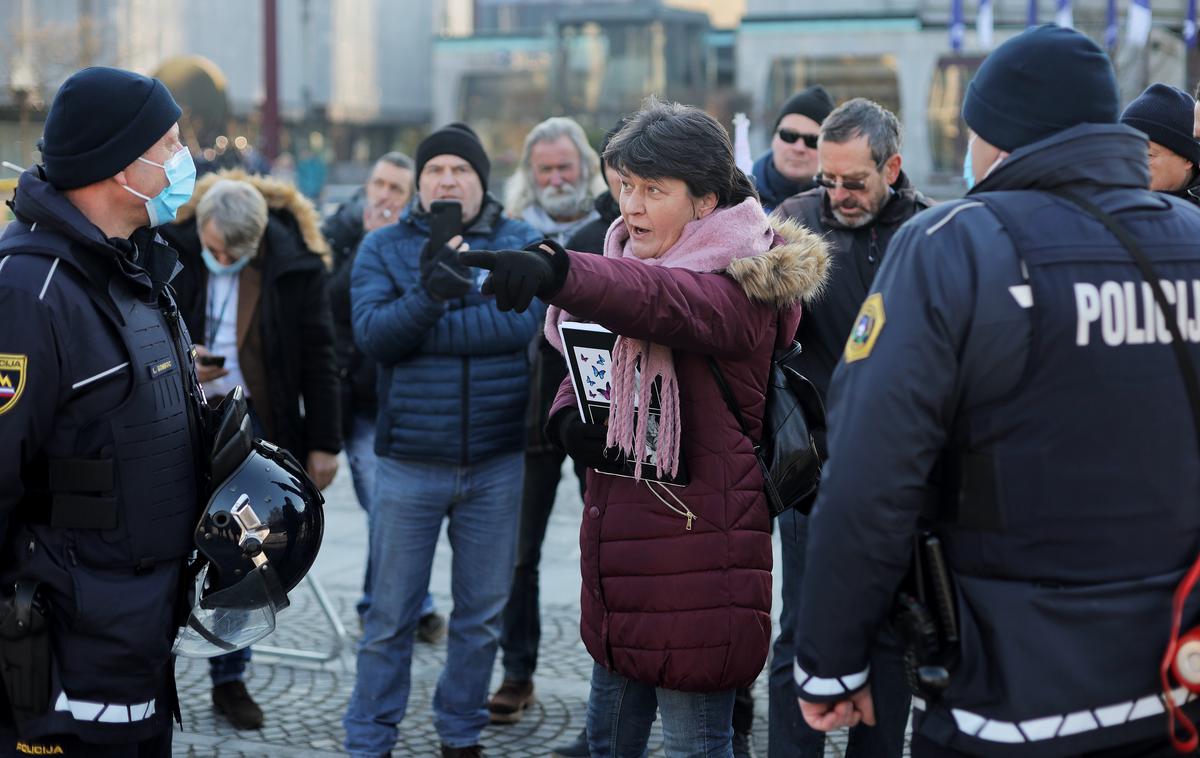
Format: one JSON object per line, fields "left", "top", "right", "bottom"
{"left": 255, "top": 574, "right": 349, "bottom": 663}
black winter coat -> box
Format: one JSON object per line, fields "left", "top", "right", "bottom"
{"left": 161, "top": 211, "right": 341, "bottom": 460}
{"left": 776, "top": 172, "right": 933, "bottom": 397}
{"left": 321, "top": 194, "right": 377, "bottom": 436}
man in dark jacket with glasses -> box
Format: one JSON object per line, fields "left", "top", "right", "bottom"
{"left": 751, "top": 85, "right": 835, "bottom": 212}
{"left": 769, "top": 97, "right": 932, "bottom": 758}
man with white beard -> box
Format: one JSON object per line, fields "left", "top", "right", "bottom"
{"left": 488, "top": 118, "right": 605, "bottom": 744}
{"left": 504, "top": 117, "right": 606, "bottom": 244}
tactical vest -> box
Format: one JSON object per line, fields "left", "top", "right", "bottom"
{"left": 921, "top": 191, "right": 1200, "bottom": 756}
{"left": 0, "top": 229, "right": 205, "bottom": 569}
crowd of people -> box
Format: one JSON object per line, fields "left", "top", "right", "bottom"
{"left": 4, "top": 21, "right": 1200, "bottom": 758}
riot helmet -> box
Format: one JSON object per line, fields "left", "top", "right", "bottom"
{"left": 174, "top": 389, "right": 324, "bottom": 657}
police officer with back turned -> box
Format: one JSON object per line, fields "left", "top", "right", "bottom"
{"left": 0, "top": 67, "right": 204, "bottom": 757}
{"left": 794, "top": 26, "right": 1200, "bottom": 757}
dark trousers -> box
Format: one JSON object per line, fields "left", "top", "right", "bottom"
{"left": 768, "top": 510, "right": 911, "bottom": 758}
{"left": 499, "top": 448, "right": 584, "bottom": 681}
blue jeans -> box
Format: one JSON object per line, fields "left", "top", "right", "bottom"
{"left": 345, "top": 412, "right": 435, "bottom": 620}
{"left": 587, "top": 663, "right": 734, "bottom": 758}
{"left": 767, "top": 510, "right": 911, "bottom": 758}
{"left": 209, "top": 646, "right": 250, "bottom": 686}
{"left": 342, "top": 452, "right": 524, "bottom": 755}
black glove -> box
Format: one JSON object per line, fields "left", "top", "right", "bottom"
{"left": 550, "top": 408, "right": 612, "bottom": 470}
{"left": 419, "top": 240, "right": 474, "bottom": 301}
{"left": 459, "top": 239, "right": 570, "bottom": 312}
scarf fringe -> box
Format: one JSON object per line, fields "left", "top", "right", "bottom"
{"left": 606, "top": 338, "right": 680, "bottom": 480}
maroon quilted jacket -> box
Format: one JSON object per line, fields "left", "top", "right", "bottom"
{"left": 548, "top": 218, "right": 828, "bottom": 692}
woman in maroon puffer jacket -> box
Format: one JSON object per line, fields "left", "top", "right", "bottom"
{"left": 464, "top": 98, "right": 828, "bottom": 757}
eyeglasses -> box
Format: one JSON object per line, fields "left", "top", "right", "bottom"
{"left": 777, "top": 129, "right": 819, "bottom": 149}
{"left": 815, "top": 173, "right": 872, "bottom": 191}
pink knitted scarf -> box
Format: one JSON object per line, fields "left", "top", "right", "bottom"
{"left": 546, "top": 197, "right": 775, "bottom": 479}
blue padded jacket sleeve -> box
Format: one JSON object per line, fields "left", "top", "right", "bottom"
{"left": 350, "top": 229, "right": 446, "bottom": 366}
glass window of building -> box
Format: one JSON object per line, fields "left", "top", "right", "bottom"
{"left": 928, "top": 56, "right": 984, "bottom": 178}
{"left": 766, "top": 55, "right": 901, "bottom": 118}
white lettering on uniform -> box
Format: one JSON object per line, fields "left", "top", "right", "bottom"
{"left": 1100, "top": 281, "right": 1125, "bottom": 346}
{"left": 1122, "top": 282, "right": 1146, "bottom": 344}
{"left": 1076, "top": 279, "right": 1200, "bottom": 347}
{"left": 1075, "top": 283, "right": 1100, "bottom": 346}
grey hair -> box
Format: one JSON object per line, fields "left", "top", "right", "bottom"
{"left": 196, "top": 179, "right": 268, "bottom": 261}
{"left": 376, "top": 151, "right": 413, "bottom": 171}
{"left": 819, "top": 98, "right": 903, "bottom": 167}
{"left": 504, "top": 116, "right": 606, "bottom": 218}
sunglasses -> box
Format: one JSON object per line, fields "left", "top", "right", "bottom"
{"left": 777, "top": 129, "right": 819, "bottom": 149}
{"left": 815, "top": 173, "right": 871, "bottom": 191}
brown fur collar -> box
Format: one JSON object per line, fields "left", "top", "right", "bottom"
{"left": 726, "top": 216, "right": 829, "bottom": 308}
{"left": 175, "top": 169, "right": 330, "bottom": 263}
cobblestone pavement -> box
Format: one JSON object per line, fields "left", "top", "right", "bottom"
{"left": 170, "top": 457, "right": 889, "bottom": 757}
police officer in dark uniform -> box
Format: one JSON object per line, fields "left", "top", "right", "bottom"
{"left": 0, "top": 67, "right": 203, "bottom": 756}
{"left": 793, "top": 26, "right": 1200, "bottom": 757}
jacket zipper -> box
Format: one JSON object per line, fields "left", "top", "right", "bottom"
{"left": 461, "top": 356, "right": 470, "bottom": 466}
{"left": 647, "top": 481, "right": 695, "bottom": 530}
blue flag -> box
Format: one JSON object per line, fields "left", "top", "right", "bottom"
{"left": 1056, "top": 0, "right": 1073, "bottom": 28}
{"left": 951, "top": 0, "right": 965, "bottom": 52}
{"left": 1028, "top": 0, "right": 1039, "bottom": 27}
{"left": 1187, "top": 0, "right": 1197, "bottom": 48}
{"left": 978, "top": 0, "right": 994, "bottom": 48}
{"left": 1106, "top": 0, "right": 1118, "bottom": 49}
{"left": 1127, "top": 0, "right": 1152, "bottom": 47}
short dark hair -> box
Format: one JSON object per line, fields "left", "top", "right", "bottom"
{"left": 376, "top": 151, "right": 414, "bottom": 171}
{"left": 602, "top": 96, "right": 757, "bottom": 208}
{"left": 820, "top": 98, "right": 902, "bottom": 167}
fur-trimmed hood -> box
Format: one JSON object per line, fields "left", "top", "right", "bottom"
{"left": 175, "top": 168, "right": 330, "bottom": 263}
{"left": 727, "top": 215, "right": 829, "bottom": 308}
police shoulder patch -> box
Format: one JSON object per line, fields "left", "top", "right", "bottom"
{"left": 844, "top": 293, "right": 885, "bottom": 363}
{"left": 0, "top": 354, "right": 27, "bottom": 415}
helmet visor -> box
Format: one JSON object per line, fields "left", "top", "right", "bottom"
{"left": 172, "top": 563, "right": 284, "bottom": 658}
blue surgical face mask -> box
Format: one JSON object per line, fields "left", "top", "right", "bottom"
{"left": 122, "top": 146, "right": 197, "bottom": 226}
{"left": 963, "top": 136, "right": 977, "bottom": 191}
{"left": 201, "top": 247, "right": 252, "bottom": 276}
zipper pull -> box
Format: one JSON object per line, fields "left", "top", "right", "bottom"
{"left": 685, "top": 512, "right": 695, "bottom": 531}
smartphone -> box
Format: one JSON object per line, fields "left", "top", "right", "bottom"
{"left": 429, "top": 200, "right": 463, "bottom": 252}
{"left": 198, "top": 354, "right": 227, "bottom": 368}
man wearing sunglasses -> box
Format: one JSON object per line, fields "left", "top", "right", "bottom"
{"left": 751, "top": 85, "right": 835, "bottom": 212}
{"left": 768, "top": 97, "right": 931, "bottom": 758}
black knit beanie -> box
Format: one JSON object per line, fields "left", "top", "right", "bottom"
{"left": 41, "top": 67, "right": 182, "bottom": 190}
{"left": 775, "top": 85, "right": 835, "bottom": 129}
{"left": 1121, "top": 83, "right": 1200, "bottom": 165}
{"left": 963, "top": 25, "right": 1118, "bottom": 153}
{"left": 415, "top": 123, "right": 491, "bottom": 191}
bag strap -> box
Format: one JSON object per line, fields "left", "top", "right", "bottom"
{"left": 706, "top": 355, "right": 757, "bottom": 451}
{"left": 1047, "top": 188, "right": 1200, "bottom": 445}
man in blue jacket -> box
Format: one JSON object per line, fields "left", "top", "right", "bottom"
{"left": 342, "top": 123, "right": 542, "bottom": 758}
{"left": 796, "top": 26, "right": 1200, "bottom": 756}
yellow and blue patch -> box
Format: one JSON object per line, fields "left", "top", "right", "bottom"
{"left": 0, "top": 353, "right": 27, "bottom": 415}
{"left": 844, "top": 293, "right": 885, "bottom": 364}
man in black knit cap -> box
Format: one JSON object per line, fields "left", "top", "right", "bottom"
{"left": 0, "top": 66, "right": 202, "bottom": 757}
{"left": 1121, "top": 83, "right": 1200, "bottom": 203}
{"left": 341, "top": 123, "right": 542, "bottom": 758}
{"left": 751, "top": 85, "right": 836, "bottom": 212}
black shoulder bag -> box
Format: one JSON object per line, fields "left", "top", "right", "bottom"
{"left": 707, "top": 342, "right": 826, "bottom": 518}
